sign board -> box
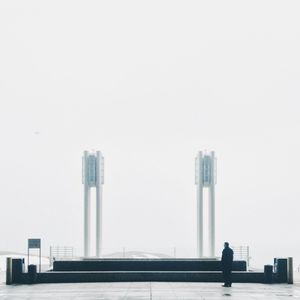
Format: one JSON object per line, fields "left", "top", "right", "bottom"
{"left": 28, "top": 238, "right": 41, "bottom": 249}
{"left": 27, "top": 238, "right": 42, "bottom": 272}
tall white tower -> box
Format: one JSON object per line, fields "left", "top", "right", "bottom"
{"left": 82, "top": 150, "right": 104, "bottom": 257}
{"left": 195, "top": 151, "right": 216, "bottom": 258}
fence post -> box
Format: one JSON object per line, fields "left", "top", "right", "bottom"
{"left": 6, "top": 257, "right": 12, "bottom": 285}
{"left": 287, "top": 257, "right": 293, "bottom": 284}
{"left": 49, "top": 246, "right": 52, "bottom": 267}
{"left": 247, "top": 246, "right": 250, "bottom": 269}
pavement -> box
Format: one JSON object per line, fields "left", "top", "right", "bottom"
{"left": 1, "top": 281, "right": 300, "bottom": 299}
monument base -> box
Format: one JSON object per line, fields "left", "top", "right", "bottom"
{"left": 53, "top": 258, "right": 247, "bottom": 272}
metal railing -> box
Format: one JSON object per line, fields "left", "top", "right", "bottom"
{"left": 232, "top": 246, "right": 250, "bottom": 268}
{"left": 49, "top": 246, "right": 74, "bottom": 266}
{"left": 47, "top": 246, "right": 250, "bottom": 267}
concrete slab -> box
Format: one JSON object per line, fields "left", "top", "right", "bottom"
{"left": 53, "top": 259, "right": 247, "bottom": 272}
{"left": 1, "top": 281, "right": 300, "bottom": 299}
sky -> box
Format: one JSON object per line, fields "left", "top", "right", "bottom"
{"left": 0, "top": 0, "right": 300, "bottom": 268}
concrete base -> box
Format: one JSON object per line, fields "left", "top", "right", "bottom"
{"left": 20, "top": 271, "right": 267, "bottom": 284}
{"left": 53, "top": 258, "right": 247, "bottom": 272}
{"left": 9, "top": 258, "right": 287, "bottom": 285}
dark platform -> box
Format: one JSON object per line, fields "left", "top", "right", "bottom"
{"left": 10, "top": 258, "right": 285, "bottom": 284}
{"left": 21, "top": 270, "right": 266, "bottom": 284}
{"left": 53, "top": 258, "right": 247, "bottom": 272}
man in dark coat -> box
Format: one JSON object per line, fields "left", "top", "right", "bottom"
{"left": 221, "top": 242, "right": 234, "bottom": 287}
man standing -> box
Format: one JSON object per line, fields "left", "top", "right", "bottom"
{"left": 221, "top": 242, "right": 234, "bottom": 287}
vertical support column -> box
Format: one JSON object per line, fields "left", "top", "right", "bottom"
{"left": 84, "top": 151, "right": 91, "bottom": 257}
{"left": 208, "top": 151, "right": 215, "bottom": 257}
{"left": 287, "top": 257, "right": 293, "bottom": 284}
{"left": 196, "top": 152, "right": 203, "bottom": 258}
{"left": 96, "top": 151, "right": 103, "bottom": 257}
{"left": 6, "top": 257, "right": 12, "bottom": 285}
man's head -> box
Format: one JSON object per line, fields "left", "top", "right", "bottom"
{"left": 224, "top": 242, "right": 229, "bottom": 248}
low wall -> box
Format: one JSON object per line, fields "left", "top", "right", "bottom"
{"left": 53, "top": 259, "right": 247, "bottom": 272}
{"left": 20, "top": 271, "right": 266, "bottom": 284}
{"left": 8, "top": 258, "right": 290, "bottom": 285}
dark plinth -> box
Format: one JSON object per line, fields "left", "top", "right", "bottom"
{"left": 12, "top": 258, "right": 25, "bottom": 284}
{"left": 10, "top": 257, "right": 286, "bottom": 285}
{"left": 20, "top": 270, "right": 267, "bottom": 284}
{"left": 53, "top": 258, "right": 247, "bottom": 272}
{"left": 274, "top": 258, "right": 288, "bottom": 283}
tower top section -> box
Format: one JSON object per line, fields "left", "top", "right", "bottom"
{"left": 195, "top": 151, "right": 217, "bottom": 186}
{"left": 82, "top": 151, "right": 104, "bottom": 187}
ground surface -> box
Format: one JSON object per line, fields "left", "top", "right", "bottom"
{"left": 1, "top": 281, "right": 300, "bottom": 299}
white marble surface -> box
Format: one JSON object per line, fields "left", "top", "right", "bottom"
{"left": 0, "top": 281, "right": 300, "bottom": 299}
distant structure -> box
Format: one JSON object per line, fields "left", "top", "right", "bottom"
{"left": 82, "top": 151, "right": 104, "bottom": 257}
{"left": 195, "top": 151, "right": 216, "bottom": 258}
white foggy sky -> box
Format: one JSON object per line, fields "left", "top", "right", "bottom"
{"left": 0, "top": 1, "right": 300, "bottom": 267}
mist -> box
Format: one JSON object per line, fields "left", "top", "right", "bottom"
{"left": 0, "top": 0, "right": 299, "bottom": 269}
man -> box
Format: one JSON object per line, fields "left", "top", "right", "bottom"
{"left": 221, "top": 242, "right": 234, "bottom": 287}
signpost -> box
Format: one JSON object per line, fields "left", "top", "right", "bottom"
{"left": 28, "top": 238, "right": 41, "bottom": 272}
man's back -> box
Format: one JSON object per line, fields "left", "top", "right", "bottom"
{"left": 221, "top": 242, "right": 234, "bottom": 287}
{"left": 221, "top": 247, "right": 234, "bottom": 268}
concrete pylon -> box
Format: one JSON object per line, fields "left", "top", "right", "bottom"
{"left": 195, "top": 151, "right": 216, "bottom": 258}
{"left": 82, "top": 150, "right": 104, "bottom": 257}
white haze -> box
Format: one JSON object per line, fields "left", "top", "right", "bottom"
{"left": 0, "top": 1, "right": 300, "bottom": 269}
